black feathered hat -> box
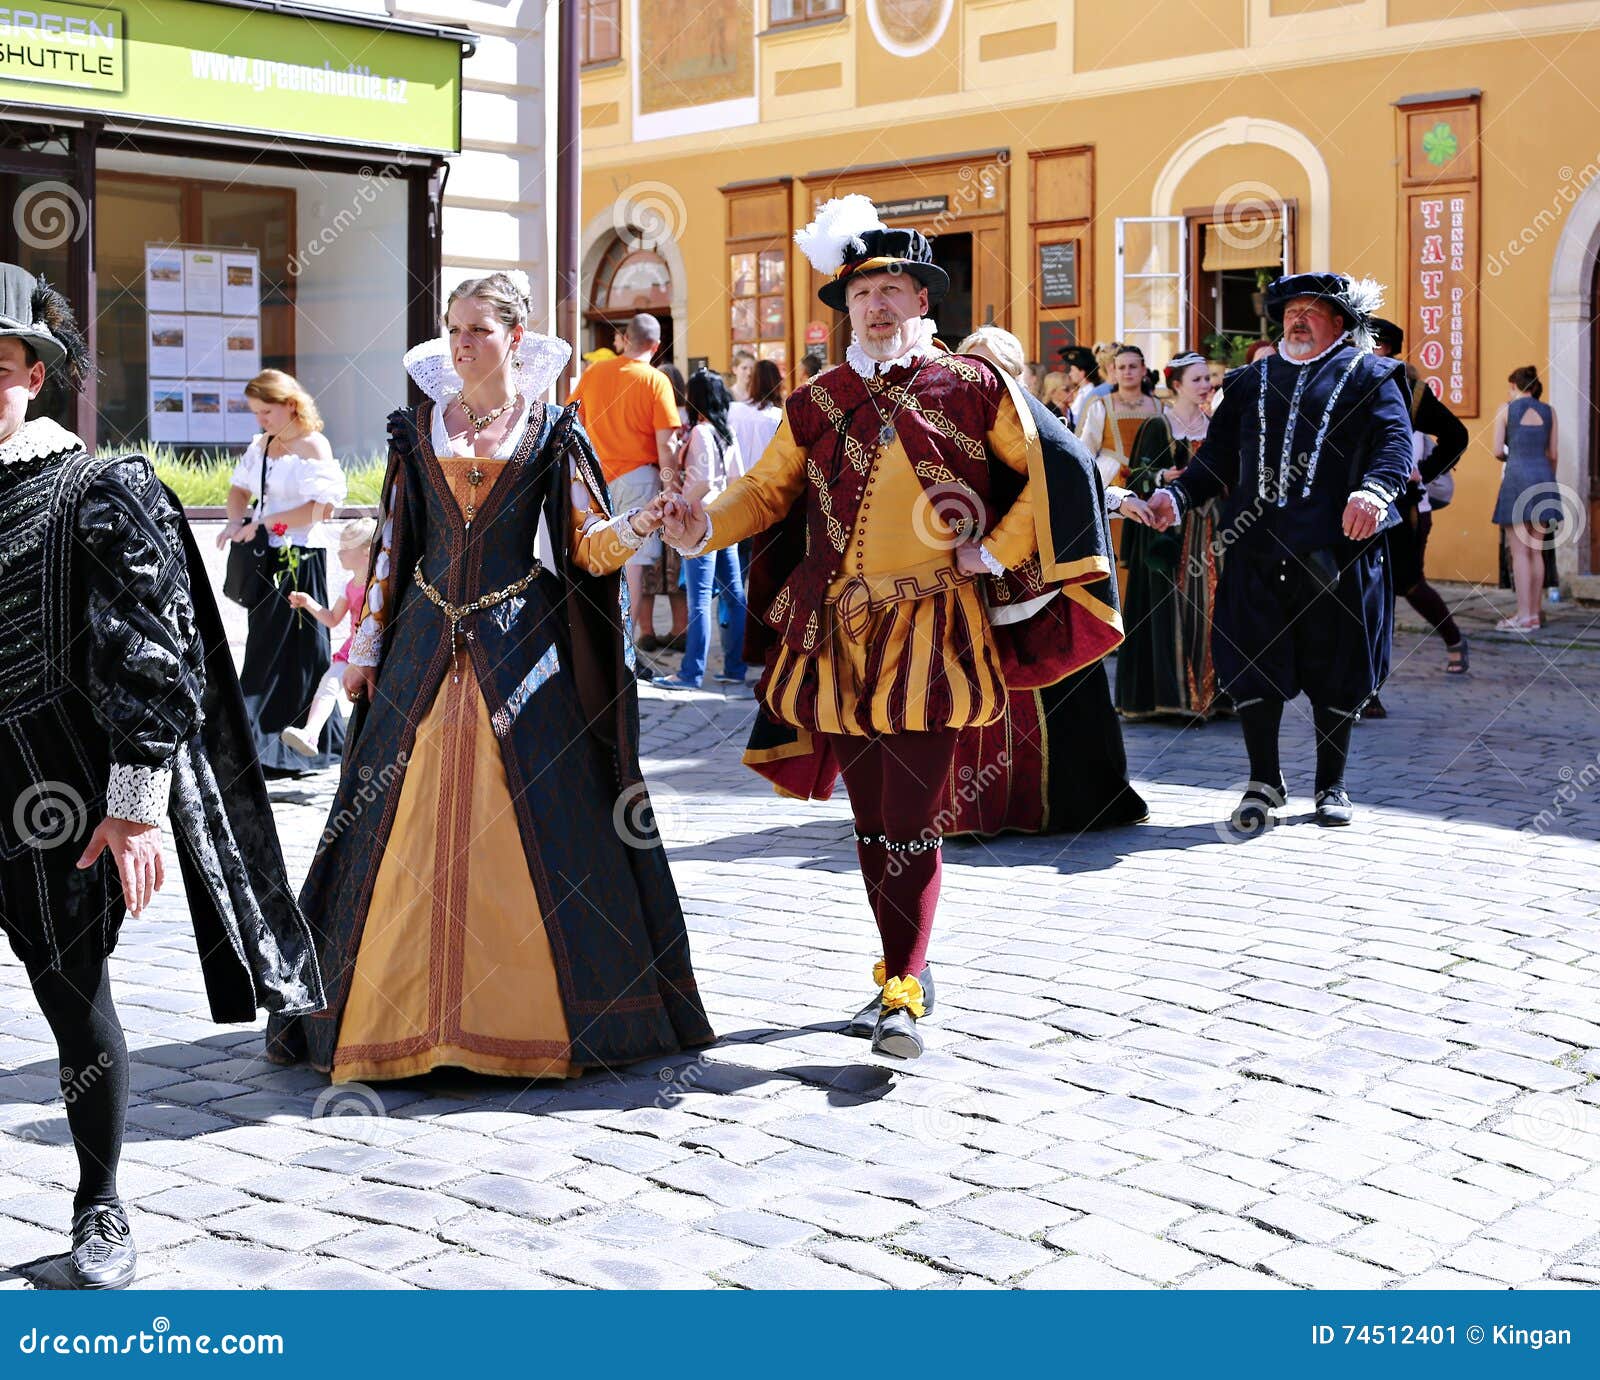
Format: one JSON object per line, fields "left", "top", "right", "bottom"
{"left": 796, "top": 195, "right": 949, "bottom": 312}
{"left": 1264, "top": 272, "right": 1386, "bottom": 351}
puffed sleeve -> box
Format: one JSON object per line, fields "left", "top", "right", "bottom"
{"left": 980, "top": 388, "right": 1041, "bottom": 573}
{"left": 75, "top": 459, "right": 204, "bottom": 827}
{"left": 347, "top": 469, "right": 399, "bottom": 668}
{"left": 294, "top": 453, "right": 347, "bottom": 508}
{"left": 229, "top": 436, "right": 265, "bottom": 497}
{"left": 695, "top": 413, "right": 809, "bottom": 553}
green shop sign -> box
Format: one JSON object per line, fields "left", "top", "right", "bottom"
{"left": 0, "top": 0, "right": 462, "bottom": 152}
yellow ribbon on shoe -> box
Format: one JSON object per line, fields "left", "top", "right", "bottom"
{"left": 880, "top": 975, "right": 926, "bottom": 1019}
{"left": 872, "top": 959, "right": 887, "bottom": 988}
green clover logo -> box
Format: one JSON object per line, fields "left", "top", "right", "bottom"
{"left": 1422, "top": 122, "right": 1458, "bottom": 168}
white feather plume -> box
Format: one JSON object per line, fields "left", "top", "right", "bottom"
{"left": 795, "top": 194, "right": 887, "bottom": 276}
{"left": 1341, "top": 275, "right": 1386, "bottom": 350}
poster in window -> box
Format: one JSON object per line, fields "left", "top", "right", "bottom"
{"left": 1040, "top": 319, "right": 1076, "bottom": 365}
{"left": 757, "top": 341, "right": 787, "bottom": 366}
{"left": 221, "top": 252, "right": 260, "bottom": 317}
{"left": 759, "top": 294, "right": 785, "bottom": 337}
{"left": 225, "top": 394, "right": 258, "bottom": 444}
{"left": 186, "top": 383, "right": 226, "bottom": 443}
{"left": 1038, "top": 242, "right": 1078, "bottom": 308}
{"left": 223, "top": 319, "right": 262, "bottom": 380}
{"left": 758, "top": 250, "right": 786, "bottom": 295}
{"left": 730, "top": 297, "right": 757, "bottom": 343}
{"left": 730, "top": 252, "right": 757, "bottom": 298}
{"left": 144, "top": 247, "right": 185, "bottom": 313}
{"left": 184, "top": 250, "right": 223, "bottom": 313}
{"left": 639, "top": 0, "right": 754, "bottom": 115}
{"left": 148, "top": 314, "right": 187, "bottom": 376}
{"left": 186, "top": 315, "right": 225, "bottom": 379}
{"left": 149, "top": 380, "right": 187, "bottom": 443}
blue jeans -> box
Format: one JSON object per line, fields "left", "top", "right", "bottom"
{"left": 681, "top": 546, "right": 747, "bottom": 684}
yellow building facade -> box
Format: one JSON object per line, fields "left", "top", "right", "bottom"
{"left": 579, "top": 0, "right": 1600, "bottom": 589}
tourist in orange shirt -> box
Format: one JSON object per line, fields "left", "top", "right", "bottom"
{"left": 570, "top": 312, "right": 685, "bottom": 651}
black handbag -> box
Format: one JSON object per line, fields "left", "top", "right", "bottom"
{"left": 222, "top": 436, "right": 276, "bottom": 609}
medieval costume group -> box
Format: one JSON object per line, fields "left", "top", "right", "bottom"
{"left": 0, "top": 187, "right": 1424, "bottom": 1285}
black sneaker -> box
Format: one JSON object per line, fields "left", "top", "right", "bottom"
{"left": 1315, "top": 787, "right": 1354, "bottom": 827}
{"left": 1229, "top": 781, "right": 1287, "bottom": 838}
{"left": 69, "top": 1202, "right": 136, "bottom": 1290}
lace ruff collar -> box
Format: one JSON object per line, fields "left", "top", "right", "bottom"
{"left": 846, "top": 317, "right": 938, "bottom": 379}
{"left": 404, "top": 331, "right": 572, "bottom": 406}
{"left": 0, "top": 416, "right": 84, "bottom": 467}
{"left": 1277, "top": 334, "right": 1351, "bottom": 368}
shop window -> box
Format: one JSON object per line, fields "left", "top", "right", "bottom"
{"left": 730, "top": 247, "right": 787, "bottom": 367}
{"left": 579, "top": 0, "right": 621, "bottom": 66}
{"left": 1114, "top": 216, "right": 1186, "bottom": 373}
{"left": 769, "top": 0, "right": 844, "bottom": 26}
{"left": 95, "top": 171, "right": 294, "bottom": 452}
{"left": 593, "top": 240, "right": 671, "bottom": 313}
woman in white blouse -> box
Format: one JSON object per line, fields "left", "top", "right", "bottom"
{"left": 218, "top": 369, "right": 348, "bottom": 773}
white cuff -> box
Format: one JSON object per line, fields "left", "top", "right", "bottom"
{"left": 1357, "top": 483, "right": 1395, "bottom": 508}
{"left": 348, "top": 615, "right": 384, "bottom": 668}
{"left": 106, "top": 763, "right": 171, "bottom": 828}
{"left": 1105, "top": 486, "right": 1131, "bottom": 514}
{"left": 976, "top": 542, "right": 1008, "bottom": 578}
{"left": 610, "top": 509, "right": 649, "bottom": 551}
{"left": 676, "top": 511, "right": 713, "bottom": 558}
{"left": 1162, "top": 485, "right": 1188, "bottom": 520}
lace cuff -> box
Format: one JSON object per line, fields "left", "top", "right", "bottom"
{"left": 676, "top": 511, "right": 713, "bottom": 558}
{"left": 106, "top": 763, "right": 170, "bottom": 828}
{"left": 609, "top": 509, "right": 649, "bottom": 551}
{"left": 976, "top": 541, "right": 1008, "bottom": 578}
{"left": 1105, "top": 486, "right": 1131, "bottom": 515}
{"left": 1357, "top": 482, "right": 1396, "bottom": 507}
{"left": 1162, "top": 485, "right": 1189, "bottom": 520}
{"left": 348, "top": 617, "right": 384, "bottom": 668}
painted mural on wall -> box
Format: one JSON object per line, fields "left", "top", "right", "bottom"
{"left": 639, "top": 0, "right": 754, "bottom": 115}
{"left": 868, "top": 0, "right": 953, "bottom": 57}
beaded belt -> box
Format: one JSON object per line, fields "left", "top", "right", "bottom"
{"left": 413, "top": 561, "right": 543, "bottom": 676}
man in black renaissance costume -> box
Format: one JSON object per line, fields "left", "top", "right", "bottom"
{"left": 1148, "top": 273, "right": 1413, "bottom": 830}
{"left": 0, "top": 264, "right": 323, "bottom": 1289}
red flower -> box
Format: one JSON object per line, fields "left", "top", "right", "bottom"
{"left": 271, "top": 522, "right": 289, "bottom": 537}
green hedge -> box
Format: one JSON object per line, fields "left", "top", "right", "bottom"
{"left": 104, "top": 445, "right": 387, "bottom": 508}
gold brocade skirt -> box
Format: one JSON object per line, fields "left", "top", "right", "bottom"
{"left": 330, "top": 663, "right": 575, "bottom": 1083}
{"left": 759, "top": 571, "right": 1007, "bottom": 737}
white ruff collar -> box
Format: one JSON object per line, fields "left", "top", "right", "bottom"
{"left": 0, "top": 416, "right": 84, "bottom": 466}
{"left": 404, "top": 331, "right": 572, "bottom": 405}
{"left": 1277, "top": 334, "right": 1351, "bottom": 368}
{"left": 846, "top": 317, "right": 938, "bottom": 379}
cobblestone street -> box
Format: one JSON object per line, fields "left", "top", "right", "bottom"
{"left": 2, "top": 598, "right": 1598, "bottom": 1290}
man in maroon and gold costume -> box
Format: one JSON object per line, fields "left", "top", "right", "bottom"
{"left": 663, "top": 196, "right": 1119, "bottom": 1059}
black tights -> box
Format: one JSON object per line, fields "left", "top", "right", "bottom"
{"left": 26, "top": 959, "right": 128, "bottom": 1214}
{"left": 1237, "top": 699, "right": 1357, "bottom": 797}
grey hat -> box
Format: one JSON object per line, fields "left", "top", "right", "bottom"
{"left": 0, "top": 262, "right": 71, "bottom": 373}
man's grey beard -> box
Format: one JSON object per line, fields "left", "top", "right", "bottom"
{"left": 855, "top": 319, "right": 917, "bottom": 361}
{"left": 1282, "top": 335, "right": 1316, "bottom": 359}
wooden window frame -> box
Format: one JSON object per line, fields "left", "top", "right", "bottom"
{"left": 579, "top": 0, "right": 621, "bottom": 68}
{"left": 1184, "top": 199, "right": 1297, "bottom": 360}
{"left": 767, "top": 0, "right": 844, "bottom": 30}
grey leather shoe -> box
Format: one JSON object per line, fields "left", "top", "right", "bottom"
{"left": 69, "top": 1202, "right": 136, "bottom": 1290}
{"left": 1315, "top": 787, "right": 1354, "bottom": 826}
{"left": 845, "top": 964, "right": 933, "bottom": 1038}
{"left": 871, "top": 1007, "right": 924, "bottom": 1060}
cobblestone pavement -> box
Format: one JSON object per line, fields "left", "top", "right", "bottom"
{"left": 1, "top": 589, "right": 1598, "bottom": 1289}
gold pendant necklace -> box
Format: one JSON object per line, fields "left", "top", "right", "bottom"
{"left": 458, "top": 391, "right": 520, "bottom": 433}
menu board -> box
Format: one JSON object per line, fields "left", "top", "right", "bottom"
{"left": 1039, "top": 241, "right": 1078, "bottom": 308}
{"left": 144, "top": 242, "right": 261, "bottom": 444}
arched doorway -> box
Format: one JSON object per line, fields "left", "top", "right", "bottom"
{"left": 586, "top": 236, "right": 674, "bottom": 364}
{"left": 1547, "top": 173, "right": 1600, "bottom": 587}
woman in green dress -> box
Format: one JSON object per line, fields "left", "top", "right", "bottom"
{"left": 1115, "top": 351, "right": 1223, "bottom": 719}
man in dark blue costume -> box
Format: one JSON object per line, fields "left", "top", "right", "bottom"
{"left": 1148, "top": 273, "right": 1413, "bottom": 829}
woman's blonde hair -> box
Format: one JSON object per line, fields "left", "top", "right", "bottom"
{"left": 244, "top": 369, "right": 324, "bottom": 433}
{"left": 1041, "top": 370, "right": 1070, "bottom": 403}
{"left": 956, "top": 326, "right": 1025, "bottom": 380}
{"left": 445, "top": 272, "right": 529, "bottom": 333}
